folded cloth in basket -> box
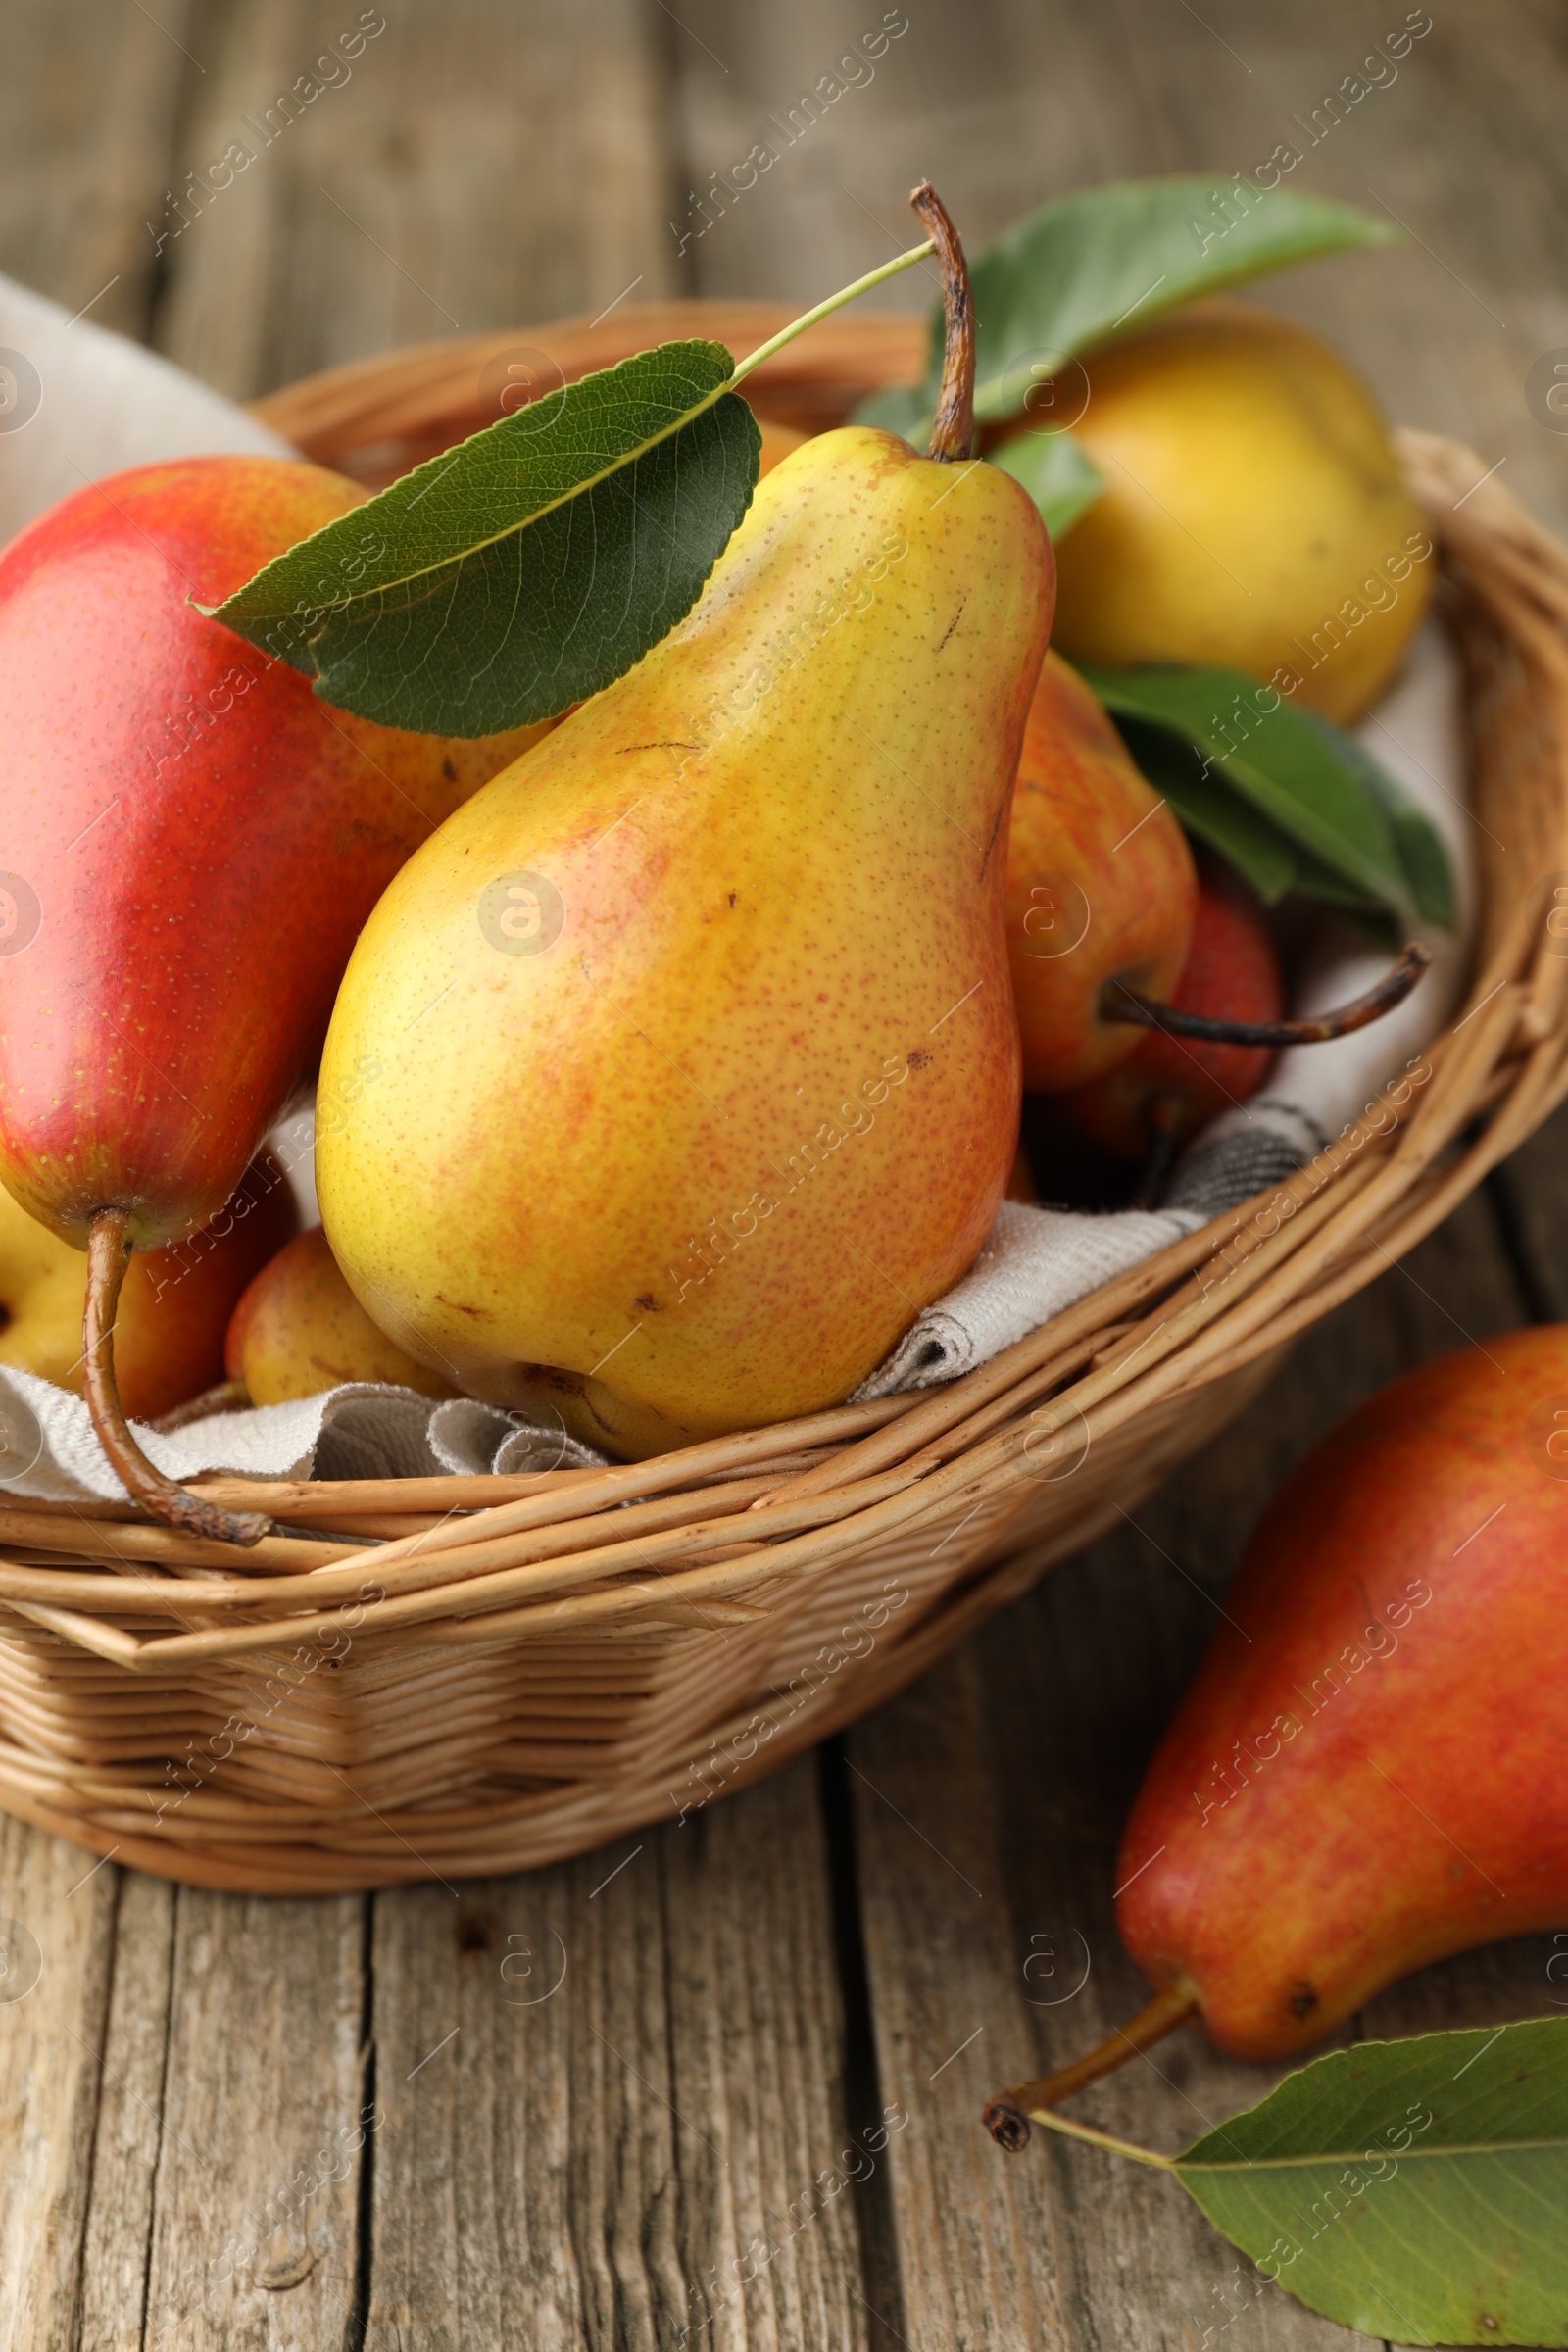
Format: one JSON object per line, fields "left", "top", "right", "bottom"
{"left": 0, "top": 1367, "right": 605, "bottom": 1504}
{"left": 852, "top": 1200, "right": 1206, "bottom": 1397}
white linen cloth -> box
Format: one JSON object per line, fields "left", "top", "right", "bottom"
{"left": 0, "top": 272, "right": 293, "bottom": 545}
{"left": 854, "top": 1200, "right": 1207, "bottom": 1396}
{"left": 0, "top": 1369, "right": 603, "bottom": 1504}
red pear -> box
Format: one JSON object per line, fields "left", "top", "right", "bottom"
{"left": 0, "top": 457, "right": 543, "bottom": 1538}
{"left": 1057, "top": 872, "right": 1282, "bottom": 1161}
{"left": 1005, "top": 651, "right": 1197, "bottom": 1093}
{"left": 0, "top": 1148, "right": 298, "bottom": 1421}
{"left": 92, "top": 1150, "right": 300, "bottom": 1422}
{"left": 1118, "top": 1327, "right": 1568, "bottom": 2055}
{"left": 986, "top": 1329, "right": 1568, "bottom": 2140}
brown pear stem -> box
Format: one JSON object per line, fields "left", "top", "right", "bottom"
{"left": 909, "top": 183, "right": 975, "bottom": 463}
{"left": 144, "top": 1377, "right": 252, "bottom": 1435}
{"left": 83, "top": 1209, "right": 270, "bottom": 1546}
{"left": 982, "top": 1979, "right": 1200, "bottom": 2153}
{"left": 1104, "top": 940, "right": 1431, "bottom": 1051}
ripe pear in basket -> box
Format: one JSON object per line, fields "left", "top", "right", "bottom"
{"left": 1057, "top": 869, "right": 1284, "bottom": 1201}
{"left": 0, "top": 1149, "right": 297, "bottom": 1421}
{"left": 318, "top": 196, "right": 1054, "bottom": 1461}
{"left": 225, "top": 1224, "right": 458, "bottom": 1405}
{"left": 0, "top": 456, "right": 547, "bottom": 1542}
{"left": 1042, "top": 301, "right": 1435, "bottom": 723}
{"left": 1003, "top": 650, "right": 1198, "bottom": 1094}
{"left": 999, "top": 650, "right": 1429, "bottom": 1120}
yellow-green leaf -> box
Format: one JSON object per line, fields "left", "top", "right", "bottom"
{"left": 1176, "top": 2022, "right": 1568, "bottom": 2346}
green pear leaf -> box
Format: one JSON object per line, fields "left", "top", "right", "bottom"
{"left": 986, "top": 431, "right": 1105, "bottom": 540}
{"left": 1299, "top": 707, "right": 1458, "bottom": 929}
{"left": 1077, "top": 660, "right": 1454, "bottom": 931}
{"left": 1172, "top": 2021, "right": 1568, "bottom": 2345}
{"left": 1112, "top": 713, "right": 1400, "bottom": 947}
{"left": 854, "top": 179, "right": 1398, "bottom": 435}
{"left": 961, "top": 180, "right": 1397, "bottom": 424}
{"left": 1110, "top": 718, "right": 1303, "bottom": 906}
{"left": 206, "top": 340, "right": 761, "bottom": 738}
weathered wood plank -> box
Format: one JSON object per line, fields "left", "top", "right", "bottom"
{"left": 137, "top": 1889, "right": 368, "bottom": 2348}
{"left": 846, "top": 1196, "right": 1530, "bottom": 2347}
{"left": 153, "top": 0, "right": 683, "bottom": 401}
{"left": 843, "top": 1565, "right": 1380, "bottom": 2352}
{"left": 364, "top": 1759, "right": 872, "bottom": 2349}
{"left": 76, "top": 1870, "right": 177, "bottom": 2352}
{"left": 660, "top": 1761, "right": 878, "bottom": 2352}
{"left": 0, "top": 1818, "right": 120, "bottom": 2351}
{"left": 0, "top": 0, "right": 191, "bottom": 337}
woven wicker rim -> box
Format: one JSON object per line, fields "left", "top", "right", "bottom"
{"left": 0, "top": 311, "right": 1562, "bottom": 1890}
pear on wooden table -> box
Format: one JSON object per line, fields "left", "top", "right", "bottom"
{"left": 986, "top": 1327, "right": 1568, "bottom": 2150}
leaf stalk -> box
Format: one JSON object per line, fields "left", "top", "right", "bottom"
{"left": 729, "top": 240, "right": 935, "bottom": 388}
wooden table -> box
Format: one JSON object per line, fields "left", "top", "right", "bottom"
{"left": 1, "top": 3, "right": 1565, "bottom": 2343}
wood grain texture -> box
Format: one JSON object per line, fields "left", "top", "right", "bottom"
{"left": 0, "top": 1815, "right": 118, "bottom": 2351}
{"left": 662, "top": 0, "right": 1568, "bottom": 538}
{"left": 0, "top": 0, "right": 191, "bottom": 337}
{"left": 137, "top": 1890, "right": 367, "bottom": 2348}
{"left": 1488, "top": 1097, "right": 1568, "bottom": 1319}
{"left": 364, "top": 1758, "right": 871, "bottom": 2349}
{"left": 151, "top": 0, "right": 683, "bottom": 400}
{"left": 76, "top": 1872, "right": 176, "bottom": 2352}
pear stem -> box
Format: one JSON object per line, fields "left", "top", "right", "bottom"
{"left": 82, "top": 1210, "right": 270, "bottom": 1546}
{"left": 144, "top": 1377, "right": 252, "bottom": 1435}
{"left": 982, "top": 1978, "right": 1200, "bottom": 2153}
{"left": 1104, "top": 940, "right": 1431, "bottom": 1051}
{"left": 729, "top": 241, "right": 935, "bottom": 389}
{"left": 1002, "top": 2108, "right": 1179, "bottom": 2172}
{"left": 908, "top": 183, "right": 975, "bottom": 462}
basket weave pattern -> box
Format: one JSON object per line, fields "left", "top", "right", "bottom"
{"left": 0, "top": 317, "right": 1562, "bottom": 1892}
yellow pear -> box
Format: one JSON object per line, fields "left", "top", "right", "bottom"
{"left": 1044, "top": 301, "right": 1433, "bottom": 722}
{"left": 224, "top": 1225, "right": 459, "bottom": 1405}
{"left": 318, "top": 196, "right": 1054, "bottom": 1458}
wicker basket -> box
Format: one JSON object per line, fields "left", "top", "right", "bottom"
{"left": 0, "top": 312, "right": 1563, "bottom": 1894}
